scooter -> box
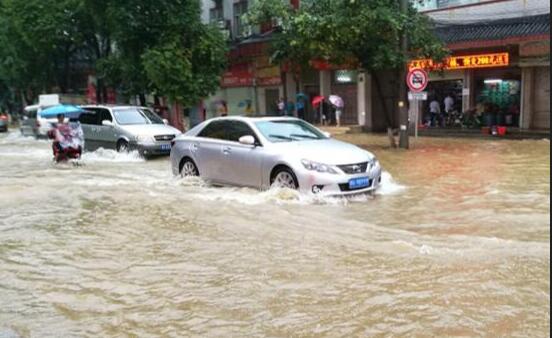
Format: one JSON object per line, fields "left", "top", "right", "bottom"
{"left": 47, "top": 129, "right": 82, "bottom": 163}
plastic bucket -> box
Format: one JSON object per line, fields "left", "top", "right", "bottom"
{"left": 497, "top": 126, "right": 507, "bottom": 136}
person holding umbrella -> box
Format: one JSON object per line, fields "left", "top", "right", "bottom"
{"left": 329, "top": 95, "right": 344, "bottom": 127}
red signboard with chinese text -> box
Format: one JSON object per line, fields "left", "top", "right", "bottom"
{"left": 409, "top": 52, "right": 509, "bottom": 71}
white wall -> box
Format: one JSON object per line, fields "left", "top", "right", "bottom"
{"left": 425, "top": 0, "right": 550, "bottom": 23}
{"left": 200, "top": 0, "right": 210, "bottom": 23}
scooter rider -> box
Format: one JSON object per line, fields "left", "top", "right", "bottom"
{"left": 48, "top": 113, "right": 84, "bottom": 162}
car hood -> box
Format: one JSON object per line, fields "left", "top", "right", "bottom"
{"left": 273, "top": 139, "right": 374, "bottom": 165}
{"left": 118, "top": 124, "right": 181, "bottom": 136}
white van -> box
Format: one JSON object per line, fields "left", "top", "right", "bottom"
{"left": 20, "top": 104, "right": 58, "bottom": 138}
{"left": 20, "top": 94, "right": 86, "bottom": 138}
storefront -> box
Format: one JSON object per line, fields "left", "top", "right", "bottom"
{"left": 409, "top": 51, "right": 526, "bottom": 128}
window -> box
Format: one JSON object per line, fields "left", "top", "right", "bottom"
{"left": 227, "top": 121, "right": 259, "bottom": 143}
{"left": 99, "top": 109, "right": 112, "bottom": 123}
{"left": 233, "top": 1, "right": 248, "bottom": 38}
{"left": 255, "top": 120, "right": 327, "bottom": 143}
{"left": 79, "top": 111, "right": 100, "bottom": 125}
{"left": 198, "top": 120, "right": 228, "bottom": 140}
{"left": 112, "top": 108, "right": 164, "bottom": 125}
{"left": 198, "top": 120, "right": 261, "bottom": 144}
{"left": 413, "top": 0, "right": 488, "bottom": 11}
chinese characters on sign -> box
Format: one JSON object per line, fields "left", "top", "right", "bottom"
{"left": 409, "top": 53, "right": 509, "bottom": 71}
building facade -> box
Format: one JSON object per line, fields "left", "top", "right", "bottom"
{"left": 200, "top": 0, "right": 550, "bottom": 131}
{"left": 412, "top": 0, "right": 550, "bottom": 131}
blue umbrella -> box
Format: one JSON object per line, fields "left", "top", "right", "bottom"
{"left": 40, "top": 105, "right": 85, "bottom": 119}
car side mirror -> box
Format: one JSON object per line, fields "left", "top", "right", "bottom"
{"left": 323, "top": 131, "right": 331, "bottom": 138}
{"left": 238, "top": 135, "right": 256, "bottom": 146}
{"left": 102, "top": 120, "right": 114, "bottom": 127}
{"left": 163, "top": 119, "right": 169, "bottom": 125}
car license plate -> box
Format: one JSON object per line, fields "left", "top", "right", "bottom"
{"left": 349, "top": 177, "right": 370, "bottom": 189}
{"left": 160, "top": 144, "right": 171, "bottom": 150}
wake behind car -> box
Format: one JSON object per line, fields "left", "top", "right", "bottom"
{"left": 79, "top": 105, "right": 181, "bottom": 156}
{"left": 170, "top": 116, "right": 382, "bottom": 196}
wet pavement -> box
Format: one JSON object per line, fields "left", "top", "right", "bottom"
{"left": 0, "top": 131, "right": 549, "bottom": 337}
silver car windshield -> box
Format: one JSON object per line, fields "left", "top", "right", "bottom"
{"left": 255, "top": 120, "right": 327, "bottom": 142}
{"left": 113, "top": 108, "right": 164, "bottom": 125}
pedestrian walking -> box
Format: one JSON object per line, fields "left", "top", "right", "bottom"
{"left": 296, "top": 99, "right": 305, "bottom": 120}
{"left": 429, "top": 98, "right": 441, "bottom": 127}
{"left": 277, "top": 98, "right": 285, "bottom": 116}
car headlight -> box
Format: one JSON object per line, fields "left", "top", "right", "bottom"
{"left": 368, "top": 157, "right": 380, "bottom": 170}
{"left": 301, "top": 159, "right": 338, "bottom": 174}
{"left": 136, "top": 135, "right": 155, "bottom": 144}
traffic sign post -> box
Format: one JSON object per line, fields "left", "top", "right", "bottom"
{"left": 406, "top": 69, "right": 429, "bottom": 140}
{"left": 407, "top": 71, "right": 429, "bottom": 139}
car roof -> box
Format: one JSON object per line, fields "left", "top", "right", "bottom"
{"left": 80, "top": 104, "right": 150, "bottom": 110}
{"left": 209, "top": 115, "right": 301, "bottom": 123}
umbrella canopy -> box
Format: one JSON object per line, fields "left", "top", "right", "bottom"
{"left": 296, "top": 93, "right": 308, "bottom": 101}
{"left": 40, "top": 105, "right": 85, "bottom": 119}
{"left": 329, "top": 95, "right": 344, "bottom": 108}
{"left": 311, "top": 95, "right": 325, "bottom": 108}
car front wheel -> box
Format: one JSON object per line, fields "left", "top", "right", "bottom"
{"left": 180, "top": 158, "right": 199, "bottom": 177}
{"left": 271, "top": 167, "right": 298, "bottom": 189}
{"left": 117, "top": 140, "right": 129, "bottom": 153}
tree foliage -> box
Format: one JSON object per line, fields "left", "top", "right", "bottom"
{"left": 97, "top": 0, "right": 227, "bottom": 105}
{"left": 247, "top": 0, "right": 448, "bottom": 72}
{"left": 0, "top": 0, "right": 227, "bottom": 108}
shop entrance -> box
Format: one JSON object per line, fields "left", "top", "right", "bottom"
{"left": 264, "top": 89, "right": 279, "bottom": 115}
{"left": 422, "top": 79, "right": 463, "bottom": 126}
{"left": 475, "top": 68, "right": 522, "bottom": 128}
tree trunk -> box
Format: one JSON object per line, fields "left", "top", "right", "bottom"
{"left": 373, "top": 72, "right": 397, "bottom": 148}
{"left": 139, "top": 94, "right": 147, "bottom": 106}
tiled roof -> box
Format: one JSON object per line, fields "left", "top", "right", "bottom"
{"left": 434, "top": 14, "right": 550, "bottom": 44}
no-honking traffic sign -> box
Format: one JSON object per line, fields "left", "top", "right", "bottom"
{"left": 406, "top": 68, "right": 428, "bottom": 93}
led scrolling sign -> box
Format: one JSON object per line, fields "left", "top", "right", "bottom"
{"left": 409, "top": 53, "right": 509, "bottom": 71}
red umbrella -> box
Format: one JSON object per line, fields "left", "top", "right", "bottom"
{"left": 311, "top": 95, "right": 325, "bottom": 108}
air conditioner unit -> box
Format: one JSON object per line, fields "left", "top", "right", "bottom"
{"left": 217, "top": 19, "right": 227, "bottom": 29}
{"left": 241, "top": 25, "right": 252, "bottom": 38}
{"left": 271, "top": 17, "right": 283, "bottom": 28}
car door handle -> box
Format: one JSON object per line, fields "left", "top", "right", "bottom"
{"left": 222, "top": 146, "right": 231, "bottom": 154}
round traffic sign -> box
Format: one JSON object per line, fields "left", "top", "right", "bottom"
{"left": 406, "top": 68, "right": 429, "bottom": 93}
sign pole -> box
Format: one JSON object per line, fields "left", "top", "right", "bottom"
{"left": 415, "top": 98, "right": 418, "bottom": 139}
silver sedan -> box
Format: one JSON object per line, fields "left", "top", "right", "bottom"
{"left": 170, "top": 117, "right": 382, "bottom": 196}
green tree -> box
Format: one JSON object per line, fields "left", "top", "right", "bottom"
{"left": 0, "top": 0, "right": 93, "bottom": 103}
{"left": 247, "top": 0, "right": 448, "bottom": 129}
{"left": 100, "top": 0, "right": 227, "bottom": 106}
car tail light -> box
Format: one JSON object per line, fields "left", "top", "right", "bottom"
{"left": 0, "top": 115, "right": 7, "bottom": 121}
{"left": 36, "top": 121, "right": 41, "bottom": 127}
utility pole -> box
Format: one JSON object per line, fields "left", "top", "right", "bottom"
{"left": 398, "top": 0, "right": 409, "bottom": 149}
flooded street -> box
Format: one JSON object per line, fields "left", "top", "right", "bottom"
{"left": 0, "top": 131, "right": 549, "bottom": 337}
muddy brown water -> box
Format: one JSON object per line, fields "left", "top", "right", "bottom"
{"left": 0, "top": 131, "right": 549, "bottom": 337}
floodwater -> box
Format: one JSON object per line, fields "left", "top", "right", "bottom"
{"left": 0, "top": 131, "right": 549, "bottom": 337}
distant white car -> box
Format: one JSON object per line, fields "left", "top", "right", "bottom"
{"left": 170, "top": 116, "right": 382, "bottom": 196}
{"left": 20, "top": 104, "right": 59, "bottom": 138}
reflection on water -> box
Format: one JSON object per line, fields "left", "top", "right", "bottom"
{"left": 0, "top": 131, "right": 549, "bottom": 337}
